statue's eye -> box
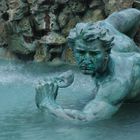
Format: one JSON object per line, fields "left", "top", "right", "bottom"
{"left": 78, "top": 50, "right": 85, "bottom": 55}
{"left": 89, "top": 51, "right": 100, "bottom": 56}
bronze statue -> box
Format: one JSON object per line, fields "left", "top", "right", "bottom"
{"left": 35, "top": 8, "right": 140, "bottom": 122}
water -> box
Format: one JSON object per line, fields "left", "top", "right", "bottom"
{"left": 0, "top": 60, "right": 140, "bottom": 140}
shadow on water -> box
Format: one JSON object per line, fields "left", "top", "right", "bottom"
{"left": 0, "top": 60, "right": 140, "bottom": 140}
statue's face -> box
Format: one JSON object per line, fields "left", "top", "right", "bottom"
{"left": 74, "top": 39, "right": 107, "bottom": 75}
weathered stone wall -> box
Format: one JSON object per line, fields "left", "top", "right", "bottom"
{"left": 0, "top": 0, "right": 139, "bottom": 63}
{"left": 103, "top": 0, "right": 134, "bottom": 15}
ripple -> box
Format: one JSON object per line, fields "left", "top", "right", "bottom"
{"left": 0, "top": 60, "right": 140, "bottom": 140}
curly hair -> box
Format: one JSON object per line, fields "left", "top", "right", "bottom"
{"left": 68, "top": 22, "right": 114, "bottom": 52}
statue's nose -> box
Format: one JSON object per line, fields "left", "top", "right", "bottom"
{"left": 82, "top": 53, "right": 92, "bottom": 63}
{"left": 83, "top": 59, "right": 90, "bottom": 64}
{"left": 85, "top": 52, "right": 90, "bottom": 58}
{"left": 82, "top": 59, "right": 92, "bottom": 66}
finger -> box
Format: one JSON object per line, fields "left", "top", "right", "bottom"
{"left": 45, "top": 82, "right": 53, "bottom": 94}
{"left": 52, "top": 82, "right": 59, "bottom": 100}
{"left": 48, "top": 82, "right": 58, "bottom": 100}
{"left": 35, "top": 84, "right": 46, "bottom": 108}
{"left": 64, "top": 109, "right": 87, "bottom": 121}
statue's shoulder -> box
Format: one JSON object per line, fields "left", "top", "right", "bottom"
{"left": 101, "top": 8, "right": 140, "bottom": 53}
{"left": 110, "top": 52, "right": 139, "bottom": 79}
{"left": 105, "top": 8, "right": 140, "bottom": 38}
{"left": 97, "top": 20, "right": 140, "bottom": 53}
{"left": 111, "top": 34, "right": 140, "bottom": 53}
{"left": 100, "top": 21, "right": 140, "bottom": 53}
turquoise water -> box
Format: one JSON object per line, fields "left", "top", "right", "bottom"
{"left": 0, "top": 60, "right": 140, "bottom": 140}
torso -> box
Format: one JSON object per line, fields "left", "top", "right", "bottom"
{"left": 97, "top": 52, "right": 140, "bottom": 102}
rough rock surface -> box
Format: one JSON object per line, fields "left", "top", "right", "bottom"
{"left": 0, "top": 0, "right": 137, "bottom": 62}
{"left": 103, "top": 0, "right": 134, "bottom": 15}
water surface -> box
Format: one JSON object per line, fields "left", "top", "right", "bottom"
{"left": 0, "top": 60, "right": 140, "bottom": 140}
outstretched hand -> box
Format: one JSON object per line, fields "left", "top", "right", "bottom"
{"left": 35, "top": 70, "right": 74, "bottom": 109}
{"left": 35, "top": 79, "right": 58, "bottom": 108}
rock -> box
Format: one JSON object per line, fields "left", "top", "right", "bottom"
{"left": 50, "top": 58, "right": 65, "bottom": 65}
{"left": 120, "top": 0, "right": 134, "bottom": 8}
{"left": 0, "top": 48, "right": 16, "bottom": 60}
{"left": 62, "top": 16, "right": 81, "bottom": 36}
{"left": 55, "top": 0, "right": 69, "bottom": 4}
{"left": 57, "top": 4, "right": 75, "bottom": 30}
{"left": 34, "top": 42, "right": 48, "bottom": 62}
{"left": 49, "top": 3, "right": 59, "bottom": 13}
{"left": 67, "top": 0, "right": 86, "bottom": 13}
{"left": 64, "top": 47, "right": 76, "bottom": 64}
{"left": 7, "top": 0, "right": 29, "bottom": 21}
{"left": 0, "top": 0, "right": 8, "bottom": 23}
{"left": 49, "top": 13, "right": 60, "bottom": 31}
{"left": 40, "top": 32, "right": 66, "bottom": 61}
{"left": 133, "top": 0, "right": 140, "bottom": 9}
{"left": 0, "top": 22, "right": 7, "bottom": 47}
{"left": 0, "top": 0, "right": 8, "bottom": 15}
{"left": 0, "top": 0, "right": 136, "bottom": 62}
{"left": 88, "top": 0, "right": 103, "bottom": 8}
{"left": 58, "top": 9, "right": 70, "bottom": 29}
{"left": 42, "top": 32, "right": 66, "bottom": 45}
{"left": 103, "top": 0, "right": 134, "bottom": 15}
{"left": 82, "top": 9, "right": 105, "bottom": 22}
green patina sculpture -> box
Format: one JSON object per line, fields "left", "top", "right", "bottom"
{"left": 35, "top": 8, "right": 140, "bottom": 122}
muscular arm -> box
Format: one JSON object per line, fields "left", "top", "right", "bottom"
{"left": 64, "top": 78, "right": 130, "bottom": 121}
{"left": 37, "top": 78, "right": 130, "bottom": 121}
{"left": 105, "top": 8, "right": 140, "bottom": 38}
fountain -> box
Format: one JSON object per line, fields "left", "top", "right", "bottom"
{"left": 1, "top": 0, "right": 140, "bottom": 139}
{"left": 35, "top": 8, "right": 140, "bottom": 122}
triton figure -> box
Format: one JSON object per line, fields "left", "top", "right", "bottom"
{"left": 35, "top": 8, "right": 140, "bottom": 121}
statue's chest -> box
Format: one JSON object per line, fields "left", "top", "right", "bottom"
{"left": 56, "top": 74, "right": 95, "bottom": 109}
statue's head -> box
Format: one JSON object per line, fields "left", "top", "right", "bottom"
{"left": 68, "top": 22, "right": 114, "bottom": 75}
